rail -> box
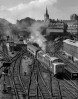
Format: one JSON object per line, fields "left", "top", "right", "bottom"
{"left": 9, "top": 54, "right": 27, "bottom": 99}
{"left": 56, "top": 53, "right": 78, "bottom": 71}
{"left": 38, "top": 62, "right": 53, "bottom": 99}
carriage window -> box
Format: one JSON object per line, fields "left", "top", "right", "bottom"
{"left": 44, "top": 57, "right": 50, "bottom": 65}
{"left": 73, "top": 73, "right": 77, "bottom": 76}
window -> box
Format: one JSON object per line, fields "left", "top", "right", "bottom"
{"left": 44, "top": 57, "right": 50, "bottom": 66}
{"left": 73, "top": 73, "right": 77, "bottom": 76}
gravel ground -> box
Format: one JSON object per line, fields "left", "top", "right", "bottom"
{"left": 8, "top": 51, "right": 18, "bottom": 57}
{"left": 21, "top": 55, "right": 33, "bottom": 75}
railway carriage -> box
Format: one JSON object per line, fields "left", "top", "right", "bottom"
{"left": 37, "top": 51, "right": 65, "bottom": 74}
{"left": 27, "top": 44, "right": 40, "bottom": 58}
{"left": 27, "top": 43, "right": 65, "bottom": 75}
{"left": 37, "top": 51, "right": 50, "bottom": 69}
{"left": 42, "top": 54, "right": 51, "bottom": 67}
{"left": 64, "top": 66, "right": 78, "bottom": 79}
{"left": 37, "top": 50, "right": 45, "bottom": 62}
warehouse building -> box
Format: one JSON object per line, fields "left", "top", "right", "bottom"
{"left": 63, "top": 39, "right": 78, "bottom": 61}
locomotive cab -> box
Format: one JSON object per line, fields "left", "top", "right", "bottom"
{"left": 50, "top": 62, "right": 65, "bottom": 75}
{"left": 55, "top": 63, "right": 65, "bottom": 74}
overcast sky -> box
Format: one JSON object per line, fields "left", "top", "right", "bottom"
{"left": 0, "top": 0, "right": 78, "bottom": 23}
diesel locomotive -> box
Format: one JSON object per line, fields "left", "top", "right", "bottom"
{"left": 27, "top": 43, "right": 65, "bottom": 75}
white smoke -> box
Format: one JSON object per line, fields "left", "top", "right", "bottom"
{"left": 29, "top": 22, "right": 46, "bottom": 51}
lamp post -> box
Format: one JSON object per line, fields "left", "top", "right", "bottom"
{"left": 2, "top": 70, "right": 7, "bottom": 93}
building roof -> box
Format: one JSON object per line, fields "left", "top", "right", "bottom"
{"left": 52, "top": 62, "right": 65, "bottom": 66}
{"left": 65, "top": 66, "right": 78, "bottom": 73}
{"left": 38, "top": 50, "right": 45, "bottom": 55}
{"left": 63, "top": 39, "right": 78, "bottom": 47}
{"left": 50, "top": 57, "right": 58, "bottom": 61}
{"left": 63, "top": 20, "right": 78, "bottom": 26}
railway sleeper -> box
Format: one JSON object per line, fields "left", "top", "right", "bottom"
{"left": 38, "top": 89, "right": 52, "bottom": 98}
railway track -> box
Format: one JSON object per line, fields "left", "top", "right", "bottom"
{"left": 51, "top": 76, "right": 63, "bottom": 99}
{"left": 0, "top": 45, "right": 27, "bottom": 99}
{"left": 62, "top": 74, "right": 78, "bottom": 98}
{"left": 61, "top": 80, "right": 78, "bottom": 99}
{"left": 0, "top": 43, "right": 28, "bottom": 99}
{"left": 56, "top": 53, "right": 78, "bottom": 72}
{"left": 38, "top": 62, "right": 53, "bottom": 99}
{"left": 55, "top": 53, "right": 78, "bottom": 98}
{"left": 1, "top": 42, "right": 78, "bottom": 99}
{"left": 0, "top": 50, "right": 11, "bottom": 62}
{"left": 26, "top": 60, "right": 53, "bottom": 99}
{"left": 0, "top": 50, "right": 11, "bottom": 80}
{"left": 64, "top": 78, "right": 78, "bottom": 91}
{"left": 8, "top": 55, "right": 27, "bottom": 99}
{"left": 27, "top": 60, "right": 38, "bottom": 99}
{"left": 51, "top": 75, "right": 78, "bottom": 99}
{"left": 37, "top": 60, "right": 78, "bottom": 99}
{"left": 37, "top": 60, "right": 63, "bottom": 99}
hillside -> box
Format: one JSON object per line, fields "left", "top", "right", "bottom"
{"left": 0, "top": 18, "right": 13, "bottom": 39}
{"left": 0, "top": 17, "right": 35, "bottom": 41}
{"left": 16, "top": 17, "right": 36, "bottom": 29}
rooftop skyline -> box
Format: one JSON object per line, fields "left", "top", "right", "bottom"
{"left": 0, "top": 0, "right": 78, "bottom": 23}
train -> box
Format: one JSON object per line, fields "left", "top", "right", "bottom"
{"left": 64, "top": 66, "right": 78, "bottom": 80}
{"left": 26, "top": 43, "right": 78, "bottom": 79}
{"left": 7, "top": 41, "right": 78, "bottom": 79}
{"left": 27, "top": 43, "right": 65, "bottom": 75}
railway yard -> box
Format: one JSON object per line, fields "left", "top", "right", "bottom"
{"left": 0, "top": 41, "right": 78, "bottom": 99}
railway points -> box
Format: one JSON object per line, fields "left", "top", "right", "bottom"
{"left": 8, "top": 55, "right": 27, "bottom": 99}
{"left": 1, "top": 41, "right": 78, "bottom": 99}
{"left": 0, "top": 43, "right": 28, "bottom": 99}
{"left": 38, "top": 60, "right": 78, "bottom": 99}
{"left": 61, "top": 80, "right": 78, "bottom": 99}
{"left": 37, "top": 63, "right": 53, "bottom": 99}
{"left": 21, "top": 55, "right": 33, "bottom": 75}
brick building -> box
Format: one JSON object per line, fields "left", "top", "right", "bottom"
{"left": 63, "top": 14, "right": 78, "bottom": 39}
{"left": 44, "top": 8, "right": 66, "bottom": 34}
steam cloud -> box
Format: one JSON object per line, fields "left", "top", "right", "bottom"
{"left": 28, "top": 22, "right": 46, "bottom": 51}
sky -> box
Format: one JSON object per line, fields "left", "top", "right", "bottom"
{"left": 0, "top": 0, "right": 78, "bottom": 24}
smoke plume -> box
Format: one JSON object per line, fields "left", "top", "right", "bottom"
{"left": 28, "top": 22, "right": 47, "bottom": 51}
